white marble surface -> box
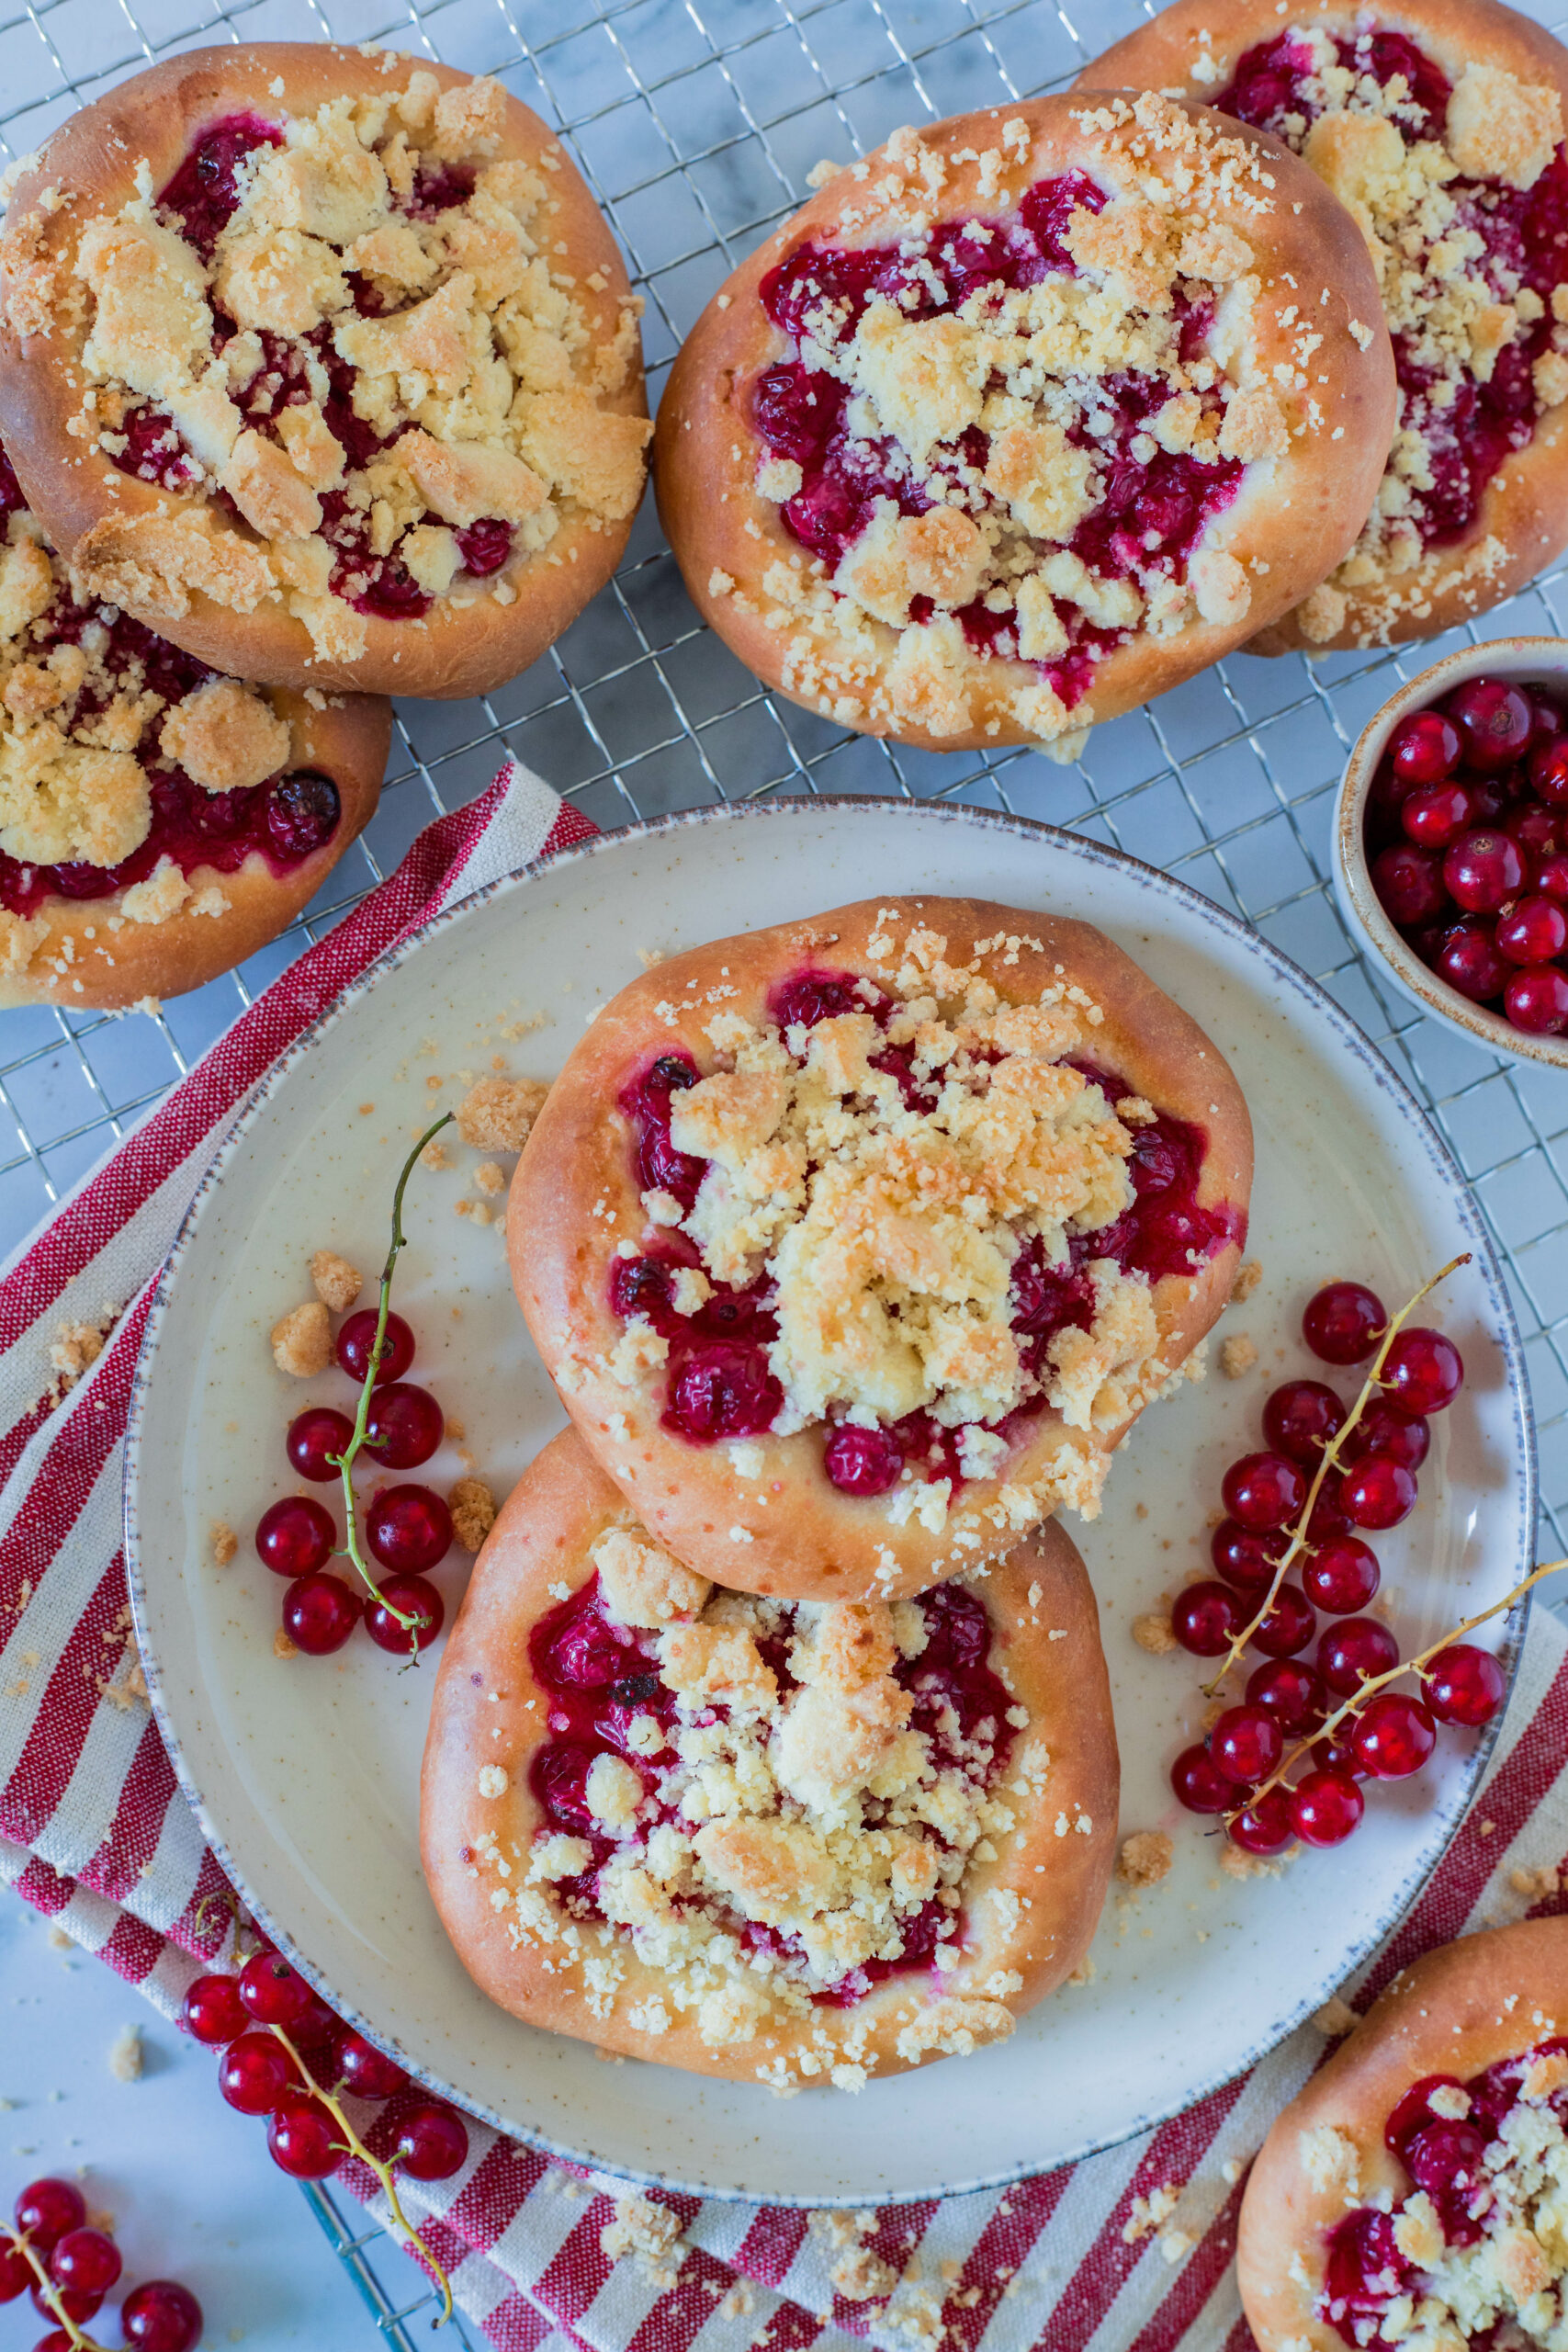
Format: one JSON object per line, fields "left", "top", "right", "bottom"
{"left": 0, "top": 1884, "right": 378, "bottom": 2349}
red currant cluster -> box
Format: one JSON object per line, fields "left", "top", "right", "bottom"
{"left": 0, "top": 2174, "right": 199, "bottom": 2352}
{"left": 1168, "top": 1277, "right": 1506, "bottom": 1856}
{"left": 258, "top": 1308, "right": 452, "bottom": 1659}
{"left": 177, "top": 1940, "right": 465, "bottom": 2313}
{"left": 1367, "top": 674, "right": 1568, "bottom": 1037}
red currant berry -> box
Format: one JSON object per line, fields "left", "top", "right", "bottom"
{"left": 282, "top": 1572, "right": 361, "bottom": 1657}
{"left": 364, "top": 1383, "right": 445, "bottom": 1469}
{"left": 49, "top": 2230, "right": 120, "bottom": 2297}
{"left": 267, "top": 2096, "right": 342, "bottom": 2179}
{"left": 1209, "top": 1703, "right": 1284, "bottom": 1786}
{"left": 1312, "top": 1731, "right": 1367, "bottom": 1778}
{"left": 1539, "top": 854, "right": 1568, "bottom": 904}
{"left": 1290, "top": 1768, "right": 1365, "bottom": 1847}
{"left": 1529, "top": 693, "right": 1565, "bottom": 748}
{"left": 218, "top": 2030, "right": 298, "bottom": 2115}
{"left": 1251, "top": 1583, "right": 1317, "bottom": 1659}
{"left": 1247, "top": 1658, "right": 1326, "bottom": 1734}
{"left": 1228, "top": 1785, "right": 1294, "bottom": 1854}
{"left": 1496, "top": 895, "right": 1568, "bottom": 966}
{"left": 31, "top": 2281, "right": 102, "bottom": 2323}
{"left": 35, "top": 2330, "right": 73, "bottom": 2349}
{"left": 366, "top": 1574, "right": 445, "bottom": 1655}
{"left": 1389, "top": 708, "right": 1461, "bottom": 784}
{"left": 1505, "top": 802, "right": 1562, "bottom": 872}
{"left": 254, "top": 1496, "right": 335, "bottom": 1579}
{"left": 1170, "top": 1744, "right": 1231, "bottom": 1812}
{"left": 1506, "top": 965, "right": 1568, "bottom": 1034}
{"left": 1447, "top": 677, "right": 1532, "bottom": 772}
{"left": 1433, "top": 920, "right": 1508, "bottom": 1002}
{"left": 239, "top": 1949, "right": 316, "bottom": 2029}
{"left": 1340, "top": 1454, "right": 1418, "bottom": 1530}
{"left": 14, "top": 2181, "right": 85, "bottom": 2251}
{"left": 1303, "top": 1536, "right": 1382, "bottom": 1615}
{"left": 1170, "top": 1580, "right": 1243, "bottom": 1657}
{"left": 1382, "top": 1328, "right": 1464, "bottom": 1415}
{"left": 285, "top": 1407, "right": 354, "bottom": 1483}
{"left": 0, "top": 2241, "right": 28, "bottom": 2301}
{"left": 1221, "top": 1450, "right": 1308, "bottom": 1532}
{"left": 1352, "top": 1692, "right": 1437, "bottom": 1779}
{"left": 394, "top": 2101, "right": 468, "bottom": 2181}
{"left": 1303, "top": 1282, "right": 1387, "bottom": 1365}
{"left": 1318, "top": 1617, "right": 1399, "bottom": 1696}
{"left": 1371, "top": 842, "right": 1448, "bottom": 929}
{"left": 336, "top": 1308, "right": 415, "bottom": 1386}
{"left": 1529, "top": 734, "right": 1568, "bottom": 806}
{"left": 1402, "top": 782, "right": 1472, "bottom": 848}
{"left": 1339, "top": 1402, "right": 1429, "bottom": 1472}
{"left": 1444, "top": 828, "right": 1526, "bottom": 914}
{"left": 1305, "top": 1470, "right": 1353, "bottom": 1542}
{"left": 1424, "top": 1643, "right": 1506, "bottom": 1728}
{"left": 180, "top": 1971, "right": 246, "bottom": 2046}
{"left": 332, "top": 2028, "right": 408, "bottom": 2099}
{"left": 366, "top": 1483, "right": 452, "bottom": 1573}
{"left": 1210, "top": 1519, "right": 1283, "bottom": 1591}
{"left": 120, "top": 2279, "right": 204, "bottom": 2352}
{"left": 1263, "top": 1380, "right": 1346, "bottom": 1464}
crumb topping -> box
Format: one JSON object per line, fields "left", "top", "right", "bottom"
{"left": 1213, "top": 25, "right": 1568, "bottom": 643}
{"left": 470, "top": 1544, "right": 1050, "bottom": 2085}
{"left": 737, "top": 94, "right": 1342, "bottom": 748}
{"left": 23, "top": 73, "right": 650, "bottom": 662}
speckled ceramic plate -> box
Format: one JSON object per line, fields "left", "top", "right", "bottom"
{"left": 124, "top": 798, "right": 1534, "bottom": 2205}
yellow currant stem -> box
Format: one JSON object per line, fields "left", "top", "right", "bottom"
{"left": 268, "top": 2026, "right": 454, "bottom": 2326}
{"left": 1201, "top": 1253, "right": 1472, "bottom": 1698}
{"left": 329, "top": 1113, "right": 456, "bottom": 1638}
{"left": 1224, "top": 1554, "right": 1568, "bottom": 1827}
{"left": 2, "top": 2222, "right": 110, "bottom": 2352}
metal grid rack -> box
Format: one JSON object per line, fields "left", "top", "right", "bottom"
{"left": 4, "top": 0, "right": 1568, "bottom": 2333}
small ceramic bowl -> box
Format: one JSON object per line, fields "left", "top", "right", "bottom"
{"left": 1333, "top": 635, "right": 1568, "bottom": 1070}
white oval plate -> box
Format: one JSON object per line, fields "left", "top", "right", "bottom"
{"left": 125, "top": 798, "right": 1534, "bottom": 2206}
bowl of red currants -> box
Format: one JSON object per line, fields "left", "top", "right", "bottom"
{"left": 1335, "top": 639, "right": 1568, "bottom": 1068}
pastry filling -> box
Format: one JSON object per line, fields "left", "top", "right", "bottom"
{"left": 0, "top": 436, "right": 337, "bottom": 935}
{"left": 604, "top": 920, "right": 1239, "bottom": 1524}
{"left": 55, "top": 73, "right": 649, "bottom": 664}
{"left": 1215, "top": 27, "right": 1568, "bottom": 626}
{"left": 1317, "top": 2040, "right": 1568, "bottom": 2346}
{"left": 737, "top": 100, "right": 1293, "bottom": 745}
{"left": 486, "top": 1543, "right": 1040, "bottom": 2078}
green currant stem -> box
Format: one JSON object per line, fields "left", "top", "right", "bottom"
{"left": 1224, "top": 1552, "right": 1568, "bottom": 1827}
{"left": 1201, "top": 1253, "right": 1472, "bottom": 1698}
{"left": 328, "top": 1113, "right": 455, "bottom": 1638}
{"left": 267, "top": 2024, "right": 453, "bottom": 2326}
{"left": 2, "top": 2221, "right": 110, "bottom": 2351}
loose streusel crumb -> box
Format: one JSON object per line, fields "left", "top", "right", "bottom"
{"left": 456, "top": 1075, "right": 548, "bottom": 1152}
{"left": 274, "top": 1626, "right": 299, "bottom": 1659}
{"left": 450, "top": 1477, "right": 498, "bottom": 1551}
{"left": 473, "top": 1160, "right": 505, "bottom": 1196}
{"left": 421, "top": 1137, "right": 451, "bottom": 1170}
{"left": 271, "top": 1301, "right": 332, "bottom": 1377}
{"left": 1220, "top": 1334, "right": 1258, "bottom": 1378}
{"left": 1123, "top": 2184, "right": 1180, "bottom": 2244}
{"left": 49, "top": 1317, "right": 108, "bottom": 1392}
{"left": 1133, "top": 1612, "right": 1177, "bottom": 1656}
{"left": 831, "top": 2246, "right": 899, "bottom": 2302}
{"left": 1118, "top": 1830, "right": 1173, "bottom": 1889}
{"left": 1229, "top": 1260, "right": 1263, "bottom": 1304}
{"left": 1312, "top": 1994, "right": 1359, "bottom": 2038}
{"left": 107, "top": 2024, "right": 142, "bottom": 2082}
{"left": 1510, "top": 1865, "right": 1562, "bottom": 1900}
{"left": 210, "top": 1521, "right": 238, "bottom": 1566}
{"left": 310, "top": 1249, "right": 361, "bottom": 1312}
{"left": 600, "top": 2192, "right": 684, "bottom": 2288}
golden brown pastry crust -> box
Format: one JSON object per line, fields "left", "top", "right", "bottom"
{"left": 420, "top": 1426, "right": 1119, "bottom": 2087}
{"left": 1238, "top": 1917, "right": 1568, "bottom": 2349}
{"left": 1082, "top": 0, "right": 1568, "bottom": 653}
{"left": 653, "top": 93, "right": 1393, "bottom": 752}
{"left": 0, "top": 44, "right": 648, "bottom": 698}
{"left": 510, "top": 895, "right": 1252, "bottom": 1601}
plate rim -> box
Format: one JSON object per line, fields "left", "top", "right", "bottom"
{"left": 122, "top": 793, "right": 1539, "bottom": 2206}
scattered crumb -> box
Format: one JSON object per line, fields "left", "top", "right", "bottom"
{"left": 274, "top": 1627, "right": 299, "bottom": 1660}
{"left": 450, "top": 1477, "right": 498, "bottom": 1553}
{"left": 1222, "top": 2158, "right": 1245, "bottom": 2186}
{"left": 310, "top": 1250, "right": 361, "bottom": 1312}
{"left": 49, "top": 1316, "right": 110, "bottom": 1401}
{"left": 1066, "top": 1956, "right": 1098, "bottom": 1987}
{"left": 1220, "top": 1334, "right": 1258, "bottom": 1378}
{"left": 1313, "top": 1995, "right": 1359, "bottom": 2038}
{"left": 473, "top": 1162, "right": 505, "bottom": 1197}
{"left": 1511, "top": 1865, "right": 1562, "bottom": 1899}
{"left": 1158, "top": 2228, "right": 1195, "bottom": 2265}
{"left": 1123, "top": 2184, "right": 1179, "bottom": 2244}
{"left": 600, "top": 2192, "right": 684, "bottom": 2288}
{"left": 1221, "top": 1841, "right": 1296, "bottom": 1881}
{"left": 1118, "top": 1831, "right": 1173, "bottom": 1889}
{"left": 593, "top": 2046, "right": 626, "bottom": 2064}
{"left": 635, "top": 946, "right": 665, "bottom": 970}
{"left": 421, "top": 1137, "right": 451, "bottom": 1170}
{"left": 210, "top": 1521, "right": 238, "bottom": 1566}
{"left": 358, "top": 1102, "right": 375, "bottom": 1115}
{"left": 1133, "top": 1612, "right": 1177, "bottom": 1656}
{"left": 1480, "top": 1818, "right": 1498, "bottom": 1837}
{"left": 1230, "top": 1260, "right": 1263, "bottom": 1303}
{"left": 832, "top": 2246, "right": 898, "bottom": 2302}
{"left": 270, "top": 1302, "right": 331, "bottom": 1378}
{"left": 107, "top": 2025, "right": 142, "bottom": 2083}
{"left": 48, "top": 1925, "right": 73, "bottom": 1951}
{"left": 456, "top": 1075, "right": 548, "bottom": 1152}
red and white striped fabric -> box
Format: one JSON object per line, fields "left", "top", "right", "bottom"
{"left": 1, "top": 755, "right": 1562, "bottom": 2352}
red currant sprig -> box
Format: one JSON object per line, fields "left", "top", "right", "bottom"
{"left": 0, "top": 2178, "right": 201, "bottom": 2352}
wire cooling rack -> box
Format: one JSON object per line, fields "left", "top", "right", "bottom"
{"left": 5, "top": 0, "right": 1568, "bottom": 2333}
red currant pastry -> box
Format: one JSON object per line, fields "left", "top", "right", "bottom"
{"left": 1086, "top": 0, "right": 1568, "bottom": 652}
{"left": 652, "top": 92, "right": 1392, "bottom": 756}
{"left": 511, "top": 897, "right": 1252, "bottom": 1600}
{"left": 421, "top": 1426, "right": 1117, "bottom": 2087}
{"left": 0, "top": 430, "right": 386, "bottom": 1008}
{"left": 1238, "top": 1917, "right": 1568, "bottom": 2350}
{"left": 0, "top": 45, "right": 650, "bottom": 698}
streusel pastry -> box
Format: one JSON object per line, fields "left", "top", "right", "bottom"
{"left": 1237, "top": 1917, "right": 1568, "bottom": 2350}
{"left": 0, "top": 429, "right": 387, "bottom": 1008}
{"left": 653, "top": 91, "right": 1393, "bottom": 756}
{"left": 421, "top": 1428, "right": 1117, "bottom": 2088}
{"left": 1085, "top": 0, "right": 1568, "bottom": 650}
{"left": 511, "top": 896, "right": 1252, "bottom": 1601}
{"left": 0, "top": 45, "right": 650, "bottom": 697}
